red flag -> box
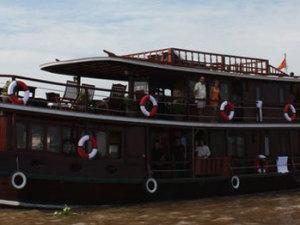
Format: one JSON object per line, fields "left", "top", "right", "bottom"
{"left": 278, "top": 57, "right": 287, "bottom": 70}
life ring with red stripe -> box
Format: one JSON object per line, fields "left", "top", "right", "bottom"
{"left": 7, "top": 80, "right": 30, "bottom": 105}
{"left": 283, "top": 104, "right": 296, "bottom": 122}
{"left": 140, "top": 95, "right": 158, "bottom": 117}
{"left": 77, "top": 135, "right": 98, "bottom": 159}
{"left": 220, "top": 101, "right": 234, "bottom": 121}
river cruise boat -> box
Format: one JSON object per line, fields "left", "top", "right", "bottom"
{"left": 0, "top": 48, "right": 299, "bottom": 207}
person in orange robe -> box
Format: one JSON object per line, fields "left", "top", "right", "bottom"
{"left": 209, "top": 80, "right": 221, "bottom": 120}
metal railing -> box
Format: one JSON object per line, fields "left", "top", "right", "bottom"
{"left": 123, "top": 48, "right": 288, "bottom": 77}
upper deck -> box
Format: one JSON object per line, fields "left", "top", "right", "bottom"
{"left": 1, "top": 48, "right": 299, "bottom": 126}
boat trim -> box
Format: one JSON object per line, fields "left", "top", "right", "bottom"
{"left": 1, "top": 103, "right": 300, "bottom": 129}
{"left": 40, "top": 56, "right": 300, "bottom": 83}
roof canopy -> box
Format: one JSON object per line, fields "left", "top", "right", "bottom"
{"left": 40, "top": 57, "right": 192, "bottom": 81}
{"left": 40, "top": 48, "right": 290, "bottom": 82}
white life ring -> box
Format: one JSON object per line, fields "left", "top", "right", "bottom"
{"left": 231, "top": 175, "right": 240, "bottom": 190}
{"left": 7, "top": 80, "right": 30, "bottom": 105}
{"left": 77, "top": 135, "right": 98, "bottom": 159}
{"left": 220, "top": 101, "right": 234, "bottom": 121}
{"left": 283, "top": 104, "right": 296, "bottom": 122}
{"left": 140, "top": 95, "right": 158, "bottom": 117}
{"left": 144, "top": 177, "right": 158, "bottom": 194}
{"left": 11, "top": 171, "right": 27, "bottom": 190}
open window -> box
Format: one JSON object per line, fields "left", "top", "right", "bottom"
{"left": 16, "top": 122, "right": 27, "bottom": 150}
{"left": 31, "top": 124, "right": 44, "bottom": 151}
{"left": 96, "top": 131, "right": 107, "bottom": 157}
{"left": 62, "top": 127, "right": 76, "bottom": 155}
{"left": 108, "top": 131, "right": 122, "bottom": 159}
{"left": 227, "top": 132, "right": 246, "bottom": 158}
{"left": 47, "top": 126, "right": 61, "bottom": 153}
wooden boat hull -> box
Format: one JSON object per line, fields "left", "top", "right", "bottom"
{"left": 0, "top": 172, "right": 297, "bottom": 208}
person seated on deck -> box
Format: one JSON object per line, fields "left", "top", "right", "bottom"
{"left": 194, "top": 76, "right": 207, "bottom": 117}
{"left": 255, "top": 154, "right": 268, "bottom": 174}
{"left": 195, "top": 140, "right": 211, "bottom": 158}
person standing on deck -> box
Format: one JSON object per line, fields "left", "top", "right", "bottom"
{"left": 209, "top": 80, "right": 221, "bottom": 120}
{"left": 194, "top": 76, "right": 207, "bottom": 117}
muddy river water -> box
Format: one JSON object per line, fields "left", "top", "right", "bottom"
{"left": 2, "top": 190, "right": 300, "bottom": 225}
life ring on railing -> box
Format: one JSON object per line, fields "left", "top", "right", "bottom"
{"left": 77, "top": 135, "right": 98, "bottom": 159}
{"left": 11, "top": 171, "right": 27, "bottom": 190}
{"left": 220, "top": 101, "right": 234, "bottom": 121}
{"left": 144, "top": 177, "right": 158, "bottom": 194}
{"left": 230, "top": 175, "right": 240, "bottom": 190}
{"left": 140, "top": 95, "right": 158, "bottom": 117}
{"left": 283, "top": 104, "right": 296, "bottom": 122}
{"left": 7, "top": 80, "right": 30, "bottom": 105}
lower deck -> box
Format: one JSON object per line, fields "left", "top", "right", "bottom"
{"left": 0, "top": 104, "right": 300, "bottom": 183}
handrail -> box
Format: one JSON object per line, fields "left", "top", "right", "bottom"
{"left": 0, "top": 74, "right": 130, "bottom": 95}
{"left": 123, "top": 48, "right": 288, "bottom": 77}
{"left": 0, "top": 73, "right": 298, "bottom": 123}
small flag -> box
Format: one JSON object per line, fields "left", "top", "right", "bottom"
{"left": 278, "top": 56, "right": 287, "bottom": 70}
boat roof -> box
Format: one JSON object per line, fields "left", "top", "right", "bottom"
{"left": 40, "top": 48, "right": 297, "bottom": 83}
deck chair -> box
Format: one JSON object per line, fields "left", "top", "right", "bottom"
{"left": 276, "top": 156, "right": 289, "bottom": 173}
{"left": 73, "top": 83, "right": 95, "bottom": 111}
{"left": 106, "top": 83, "right": 127, "bottom": 110}
{"left": 47, "top": 80, "right": 79, "bottom": 109}
{"left": 81, "top": 83, "right": 95, "bottom": 102}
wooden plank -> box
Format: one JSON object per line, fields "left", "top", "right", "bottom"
{"left": 0, "top": 117, "right": 7, "bottom": 151}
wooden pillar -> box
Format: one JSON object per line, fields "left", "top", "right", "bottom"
{"left": 192, "top": 128, "right": 195, "bottom": 178}
{"left": 186, "top": 75, "right": 190, "bottom": 120}
{"left": 145, "top": 126, "right": 151, "bottom": 177}
{"left": 128, "top": 75, "right": 134, "bottom": 98}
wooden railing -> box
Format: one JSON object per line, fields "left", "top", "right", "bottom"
{"left": 194, "top": 157, "right": 230, "bottom": 176}
{"left": 123, "top": 48, "right": 288, "bottom": 77}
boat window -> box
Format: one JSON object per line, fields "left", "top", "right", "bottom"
{"left": 108, "top": 131, "right": 122, "bottom": 159}
{"left": 62, "top": 128, "right": 76, "bottom": 155}
{"left": 16, "top": 122, "right": 27, "bottom": 149}
{"left": 264, "top": 84, "right": 278, "bottom": 105}
{"left": 264, "top": 136, "right": 270, "bottom": 156}
{"left": 47, "top": 126, "right": 61, "bottom": 153}
{"left": 96, "top": 131, "right": 107, "bottom": 157}
{"left": 279, "top": 87, "right": 285, "bottom": 105}
{"left": 208, "top": 130, "right": 225, "bottom": 156}
{"left": 256, "top": 85, "right": 262, "bottom": 100}
{"left": 31, "top": 124, "right": 44, "bottom": 151}
{"left": 134, "top": 81, "right": 148, "bottom": 94}
{"left": 236, "top": 136, "right": 245, "bottom": 158}
{"left": 220, "top": 83, "right": 229, "bottom": 100}
{"left": 227, "top": 135, "right": 245, "bottom": 158}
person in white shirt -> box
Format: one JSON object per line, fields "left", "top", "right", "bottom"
{"left": 194, "top": 76, "right": 207, "bottom": 114}
{"left": 195, "top": 140, "right": 211, "bottom": 158}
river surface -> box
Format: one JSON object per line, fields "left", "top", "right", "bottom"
{"left": 2, "top": 190, "right": 300, "bottom": 225}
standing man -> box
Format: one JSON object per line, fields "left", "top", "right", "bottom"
{"left": 194, "top": 76, "right": 207, "bottom": 116}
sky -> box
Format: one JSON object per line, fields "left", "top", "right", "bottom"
{"left": 0, "top": 0, "right": 299, "bottom": 86}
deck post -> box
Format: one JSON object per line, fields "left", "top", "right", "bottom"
{"left": 167, "top": 48, "right": 173, "bottom": 64}
{"left": 192, "top": 128, "right": 195, "bottom": 178}
{"left": 266, "top": 60, "right": 270, "bottom": 75}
